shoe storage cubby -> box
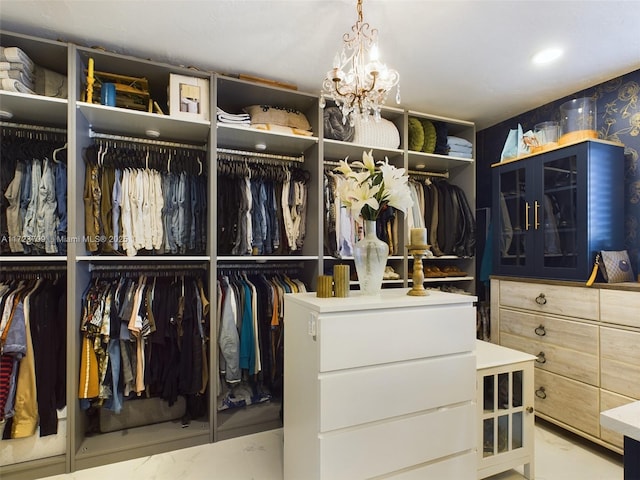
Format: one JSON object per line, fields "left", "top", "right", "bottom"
{"left": 0, "top": 28, "right": 476, "bottom": 479}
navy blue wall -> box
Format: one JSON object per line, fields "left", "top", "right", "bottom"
{"left": 477, "top": 69, "right": 640, "bottom": 287}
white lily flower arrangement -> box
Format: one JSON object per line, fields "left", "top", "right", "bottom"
{"left": 335, "top": 150, "right": 413, "bottom": 221}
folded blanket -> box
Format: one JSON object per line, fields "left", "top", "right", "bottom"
{"left": 447, "top": 135, "right": 473, "bottom": 148}
{"left": 0, "top": 70, "right": 34, "bottom": 88}
{"left": 1, "top": 78, "right": 35, "bottom": 94}
{"left": 448, "top": 151, "right": 472, "bottom": 159}
{"left": 0, "top": 47, "right": 35, "bottom": 72}
{"left": 324, "top": 106, "right": 354, "bottom": 142}
{"left": 0, "top": 61, "right": 34, "bottom": 73}
{"left": 447, "top": 144, "right": 472, "bottom": 154}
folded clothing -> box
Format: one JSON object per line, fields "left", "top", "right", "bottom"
{"left": 0, "top": 69, "right": 34, "bottom": 88}
{"left": 0, "top": 61, "right": 34, "bottom": 74}
{"left": 1, "top": 78, "right": 35, "bottom": 94}
{"left": 0, "top": 46, "right": 35, "bottom": 72}
{"left": 447, "top": 135, "right": 473, "bottom": 148}
{"left": 448, "top": 151, "right": 472, "bottom": 159}
{"left": 216, "top": 107, "right": 251, "bottom": 124}
{"left": 323, "top": 106, "right": 354, "bottom": 142}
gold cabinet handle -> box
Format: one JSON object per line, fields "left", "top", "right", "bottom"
{"left": 536, "top": 351, "right": 547, "bottom": 364}
{"left": 534, "top": 200, "right": 540, "bottom": 229}
{"left": 535, "top": 293, "right": 547, "bottom": 305}
{"left": 525, "top": 202, "right": 530, "bottom": 231}
{"left": 526, "top": 406, "right": 534, "bottom": 414}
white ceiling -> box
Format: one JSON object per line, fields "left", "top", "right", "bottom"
{"left": 1, "top": 0, "right": 639, "bottom": 130}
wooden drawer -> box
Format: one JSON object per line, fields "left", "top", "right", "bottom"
{"left": 600, "top": 389, "right": 637, "bottom": 449}
{"left": 533, "top": 369, "right": 600, "bottom": 437}
{"left": 499, "top": 308, "right": 598, "bottom": 353}
{"left": 499, "top": 281, "right": 599, "bottom": 320}
{"left": 318, "top": 304, "right": 475, "bottom": 372}
{"left": 319, "top": 403, "right": 475, "bottom": 480}
{"left": 600, "top": 289, "right": 640, "bottom": 328}
{"left": 601, "top": 327, "right": 640, "bottom": 398}
{"left": 500, "top": 332, "right": 598, "bottom": 385}
{"left": 319, "top": 353, "right": 475, "bottom": 432}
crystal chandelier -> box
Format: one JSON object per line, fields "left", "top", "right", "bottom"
{"left": 321, "top": 0, "right": 400, "bottom": 124}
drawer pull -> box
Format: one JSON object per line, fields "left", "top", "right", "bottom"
{"left": 534, "top": 324, "right": 546, "bottom": 336}
{"left": 535, "top": 293, "right": 547, "bottom": 305}
{"left": 536, "top": 351, "right": 547, "bottom": 364}
{"left": 526, "top": 406, "right": 534, "bottom": 414}
{"left": 535, "top": 387, "right": 547, "bottom": 399}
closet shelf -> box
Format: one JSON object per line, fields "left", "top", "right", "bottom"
{"left": 216, "top": 255, "right": 318, "bottom": 262}
{"left": 77, "top": 102, "right": 211, "bottom": 144}
{"left": 216, "top": 123, "right": 317, "bottom": 156}
{"left": 407, "top": 150, "right": 474, "bottom": 172}
{"left": 0, "top": 90, "right": 67, "bottom": 127}
{"left": 323, "top": 138, "right": 403, "bottom": 162}
{"left": 0, "top": 255, "right": 68, "bottom": 262}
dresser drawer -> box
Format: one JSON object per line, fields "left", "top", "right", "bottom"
{"left": 318, "top": 304, "right": 475, "bottom": 372}
{"left": 600, "top": 289, "right": 640, "bottom": 328}
{"left": 601, "top": 327, "right": 640, "bottom": 398}
{"left": 499, "top": 308, "right": 598, "bottom": 353}
{"left": 319, "top": 353, "right": 475, "bottom": 432}
{"left": 534, "top": 369, "right": 600, "bottom": 437}
{"left": 501, "top": 332, "right": 598, "bottom": 385}
{"left": 499, "top": 281, "right": 599, "bottom": 320}
{"left": 319, "top": 403, "right": 475, "bottom": 480}
{"left": 600, "top": 389, "right": 637, "bottom": 449}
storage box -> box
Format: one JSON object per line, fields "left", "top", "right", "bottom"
{"left": 35, "top": 66, "right": 68, "bottom": 99}
{"left": 169, "top": 73, "right": 210, "bottom": 121}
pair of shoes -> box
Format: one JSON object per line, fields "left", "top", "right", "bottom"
{"left": 217, "top": 393, "right": 246, "bottom": 411}
{"left": 442, "top": 266, "right": 468, "bottom": 277}
{"left": 424, "top": 265, "right": 447, "bottom": 278}
{"left": 383, "top": 266, "right": 400, "bottom": 280}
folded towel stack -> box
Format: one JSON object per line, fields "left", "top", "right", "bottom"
{"left": 216, "top": 107, "right": 251, "bottom": 125}
{"left": 447, "top": 135, "right": 473, "bottom": 158}
{"left": 0, "top": 46, "right": 36, "bottom": 94}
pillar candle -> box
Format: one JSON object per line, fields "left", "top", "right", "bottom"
{"left": 410, "top": 227, "right": 427, "bottom": 246}
{"left": 333, "top": 264, "right": 350, "bottom": 297}
{"left": 316, "top": 275, "right": 333, "bottom": 298}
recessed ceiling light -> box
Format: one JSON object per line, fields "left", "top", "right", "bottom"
{"left": 532, "top": 47, "right": 563, "bottom": 65}
{"left": 0, "top": 109, "right": 14, "bottom": 119}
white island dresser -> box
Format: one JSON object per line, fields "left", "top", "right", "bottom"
{"left": 283, "top": 288, "right": 477, "bottom": 480}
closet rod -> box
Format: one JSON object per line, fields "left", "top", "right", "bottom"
{"left": 90, "top": 130, "right": 207, "bottom": 151}
{"left": 324, "top": 160, "right": 449, "bottom": 178}
{"left": 217, "top": 262, "right": 304, "bottom": 270}
{"left": 0, "top": 264, "right": 67, "bottom": 272}
{"left": 217, "top": 147, "right": 304, "bottom": 164}
{"left": 88, "top": 262, "right": 208, "bottom": 272}
{"left": 0, "top": 121, "right": 67, "bottom": 134}
{"left": 408, "top": 169, "right": 449, "bottom": 179}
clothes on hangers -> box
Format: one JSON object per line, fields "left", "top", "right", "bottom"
{"left": 78, "top": 271, "right": 210, "bottom": 428}
{"left": 0, "top": 275, "right": 66, "bottom": 439}
{"left": 217, "top": 272, "right": 306, "bottom": 411}
{"left": 83, "top": 142, "right": 207, "bottom": 256}
{"left": 216, "top": 161, "right": 310, "bottom": 255}
{"left": 1, "top": 131, "right": 68, "bottom": 255}
{"left": 409, "top": 177, "right": 476, "bottom": 258}
{"left": 323, "top": 170, "right": 399, "bottom": 258}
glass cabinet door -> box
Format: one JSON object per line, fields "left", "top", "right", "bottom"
{"left": 541, "top": 155, "right": 578, "bottom": 270}
{"left": 497, "top": 166, "right": 530, "bottom": 270}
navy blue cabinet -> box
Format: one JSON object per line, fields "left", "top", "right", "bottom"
{"left": 492, "top": 140, "right": 625, "bottom": 281}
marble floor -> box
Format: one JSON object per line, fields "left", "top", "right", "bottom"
{"left": 43, "top": 420, "right": 623, "bottom": 480}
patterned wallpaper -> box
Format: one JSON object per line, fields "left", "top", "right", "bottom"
{"left": 476, "top": 68, "right": 640, "bottom": 279}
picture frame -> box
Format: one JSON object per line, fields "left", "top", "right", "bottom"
{"left": 169, "top": 73, "right": 210, "bottom": 121}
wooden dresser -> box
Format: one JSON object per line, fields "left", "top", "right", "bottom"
{"left": 490, "top": 276, "right": 640, "bottom": 453}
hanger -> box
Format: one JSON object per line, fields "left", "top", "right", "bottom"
{"left": 53, "top": 142, "right": 68, "bottom": 164}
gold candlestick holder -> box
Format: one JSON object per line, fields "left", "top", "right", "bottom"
{"left": 407, "top": 244, "right": 430, "bottom": 296}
